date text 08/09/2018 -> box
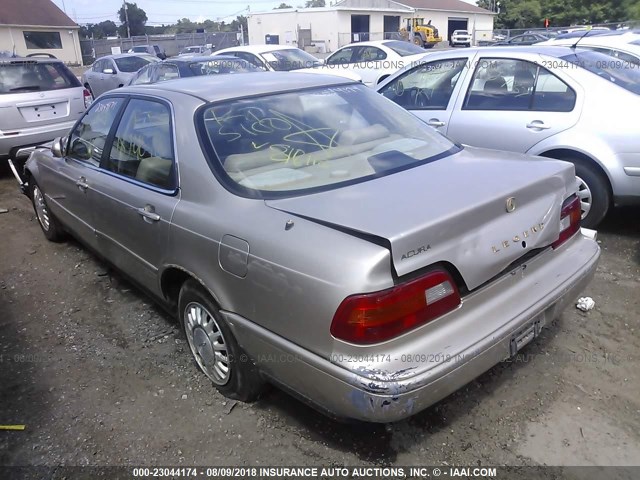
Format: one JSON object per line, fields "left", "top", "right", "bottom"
{"left": 131, "top": 466, "right": 498, "bottom": 478}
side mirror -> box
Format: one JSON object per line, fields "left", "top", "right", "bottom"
{"left": 51, "top": 137, "right": 65, "bottom": 158}
{"left": 317, "top": 58, "right": 326, "bottom": 65}
{"left": 103, "top": 68, "right": 115, "bottom": 74}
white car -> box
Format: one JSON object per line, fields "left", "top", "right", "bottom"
{"left": 213, "top": 44, "right": 362, "bottom": 82}
{"left": 450, "top": 30, "right": 472, "bottom": 47}
{"left": 320, "top": 40, "right": 427, "bottom": 87}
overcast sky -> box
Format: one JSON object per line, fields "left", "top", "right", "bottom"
{"left": 52, "top": 0, "right": 479, "bottom": 26}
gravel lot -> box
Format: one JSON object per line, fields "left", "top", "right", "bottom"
{"left": 0, "top": 167, "right": 639, "bottom": 470}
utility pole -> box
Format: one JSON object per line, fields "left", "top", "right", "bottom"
{"left": 122, "top": 0, "right": 131, "bottom": 38}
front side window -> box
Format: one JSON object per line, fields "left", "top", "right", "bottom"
{"left": 105, "top": 99, "right": 175, "bottom": 189}
{"left": 379, "top": 58, "right": 467, "bottom": 110}
{"left": 464, "top": 58, "right": 575, "bottom": 111}
{"left": 326, "top": 47, "right": 357, "bottom": 65}
{"left": 67, "top": 98, "right": 124, "bottom": 166}
{"left": 23, "top": 31, "right": 62, "bottom": 49}
{"left": 129, "top": 64, "right": 153, "bottom": 85}
{"left": 357, "top": 47, "right": 387, "bottom": 61}
{"left": 199, "top": 84, "right": 457, "bottom": 197}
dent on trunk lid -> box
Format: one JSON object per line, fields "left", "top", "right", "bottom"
{"left": 267, "top": 149, "right": 575, "bottom": 290}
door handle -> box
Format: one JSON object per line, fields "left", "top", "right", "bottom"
{"left": 136, "top": 205, "right": 161, "bottom": 222}
{"left": 526, "top": 121, "right": 551, "bottom": 130}
{"left": 76, "top": 177, "right": 89, "bottom": 191}
{"left": 427, "top": 119, "right": 446, "bottom": 127}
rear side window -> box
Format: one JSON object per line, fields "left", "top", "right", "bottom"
{"left": 464, "top": 58, "right": 575, "bottom": 112}
{"left": 115, "top": 56, "right": 153, "bottom": 72}
{"left": 0, "top": 61, "right": 80, "bottom": 93}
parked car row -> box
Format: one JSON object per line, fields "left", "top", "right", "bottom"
{"left": 6, "top": 36, "right": 640, "bottom": 422}
{"left": 17, "top": 71, "right": 600, "bottom": 423}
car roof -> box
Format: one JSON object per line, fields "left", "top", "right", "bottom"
{"left": 216, "top": 44, "right": 299, "bottom": 54}
{"left": 119, "top": 71, "right": 356, "bottom": 102}
{"left": 161, "top": 55, "right": 240, "bottom": 64}
{"left": 100, "top": 53, "right": 153, "bottom": 60}
{"left": 414, "top": 45, "right": 596, "bottom": 58}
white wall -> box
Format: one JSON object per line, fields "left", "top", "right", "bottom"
{"left": 248, "top": 7, "right": 494, "bottom": 51}
{"left": 0, "top": 26, "right": 82, "bottom": 64}
{"left": 405, "top": 10, "right": 494, "bottom": 45}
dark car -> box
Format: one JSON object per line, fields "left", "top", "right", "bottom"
{"left": 127, "top": 55, "right": 259, "bottom": 86}
{"left": 494, "top": 33, "right": 551, "bottom": 46}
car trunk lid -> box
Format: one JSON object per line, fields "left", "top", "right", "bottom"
{"left": 266, "top": 147, "right": 576, "bottom": 291}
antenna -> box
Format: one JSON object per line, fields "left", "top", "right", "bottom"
{"left": 570, "top": 26, "right": 592, "bottom": 49}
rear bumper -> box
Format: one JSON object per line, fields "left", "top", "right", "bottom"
{"left": 225, "top": 232, "right": 600, "bottom": 423}
{"left": 0, "top": 120, "right": 75, "bottom": 159}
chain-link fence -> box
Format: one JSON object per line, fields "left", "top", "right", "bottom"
{"left": 492, "top": 20, "right": 638, "bottom": 42}
{"left": 79, "top": 31, "right": 243, "bottom": 66}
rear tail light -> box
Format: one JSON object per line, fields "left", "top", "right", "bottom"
{"left": 552, "top": 194, "right": 581, "bottom": 249}
{"left": 83, "top": 88, "right": 92, "bottom": 109}
{"left": 330, "top": 269, "right": 461, "bottom": 344}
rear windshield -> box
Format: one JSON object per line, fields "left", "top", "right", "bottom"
{"left": 384, "top": 40, "right": 426, "bottom": 56}
{"left": 115, "top": 55, "right": 155, "bottom": 72}
{"left": 187, "top": 59, "right": 259, "bottom": 75}
{"left": 560, "top": 50, "right": 640, "bottom": 94}
{"left": 198, "top": 83, "right": 457, "bottom": 198}
{"left": 131, "top": 46, "right": 148, "bottom": 53}
{"left": 0, "top": 61, "right": 80, "bottom": 93}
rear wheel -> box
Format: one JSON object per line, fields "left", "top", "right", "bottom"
{"left": 179, "top": 279, "right": 264, "bottom": 402}
{"left": 30, "top": 180, "right": 65, "bottom": 242}
{"left": 413, "top": 35, "right": 423, "bottom": 47}
{"left": 569, "top": 159, "right": 611, "bottom": 228}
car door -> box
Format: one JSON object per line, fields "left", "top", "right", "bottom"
{"left": 102, "top": 59, "right": 120, "bottom": 93}
{"left": 446, "top": 56, "right": 582, "bottom": 153}
{"left": 90, "top": 97, "right": 180, "bottom": 292}
{"left": 39, "top": 97, "right": 126, "bottom": 249}
{"left": 378, "top": 56, "right": 471, "bottom": 133}
{"left": 85, "top": 60, "right": 103, "bottom": 96}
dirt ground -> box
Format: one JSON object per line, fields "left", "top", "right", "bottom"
{"left": 0, "top": 168, "right": 639, "bottom": 470}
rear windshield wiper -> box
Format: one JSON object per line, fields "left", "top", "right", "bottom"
{"left": 9, "top": 85, "right": 41, "bottom": 91}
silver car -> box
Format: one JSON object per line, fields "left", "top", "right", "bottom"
{"left": 377, "top": 46, "right": 640, "bottom": 228}
{"left": 21, "top": 73, "right": 599, "bottom": 422}
{"left": 81, "top": 53, "right": 159, "bottom": 99}
{"left": 1, "top": 56, "right": 90, "bottom": 162}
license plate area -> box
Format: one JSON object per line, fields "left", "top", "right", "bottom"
{"left": 19, "top": 101, "right": 69, "bottom": 122}
{"left": 509, "top": 314, "right": 544, "bottom": 357}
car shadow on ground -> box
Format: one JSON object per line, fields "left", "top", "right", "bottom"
{"left": 249, "top": 319, "right": 561, "bottom": 464}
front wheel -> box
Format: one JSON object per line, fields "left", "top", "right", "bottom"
{"left": 179, "top": 280, "right": 264, "bottom": 402}
{"left": 412, "top": 36, "right": 423, "bottom": 47}
{"left": 30, "top": 181, "right": 65, "bottom": 242}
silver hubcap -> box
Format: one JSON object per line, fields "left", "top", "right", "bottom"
{"left": 576, "top": 175, "right": 592, "bottom": 220}
{"left": 184, "top": 302, "right": 230, "bottom": 385}
{"left": 33, "top": 186, "right": 50, "bottom": 231}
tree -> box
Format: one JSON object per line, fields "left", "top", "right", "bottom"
{"left": 274, "top": 3, "right": 293, "bottom": 8}
{"left": 305, "top": 0, "right": 326, "bottom": 6}
{"left": 118, "top": 2, "right": 148, "bottom": 37}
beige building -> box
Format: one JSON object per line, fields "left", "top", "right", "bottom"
{"left": 0, "top": 0, "right": 82, "bottom": 64}
{"left": 247, "top": 0, "right": 494, "bottom": 51}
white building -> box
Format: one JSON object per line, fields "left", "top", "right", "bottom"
{"left": 247, "top": 0, "right": 495, "bottom": 52}
{"left": 0, "top": 0, "right": 82, "bottom": 64}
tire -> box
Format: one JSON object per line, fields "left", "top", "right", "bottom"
{"left": 30, "top": 180, "right": 65, "bottom": 242}
{"left": 179, "top": 279, "right": 264, "bottom": 402}
{"left": 413, "top": 35, "right": 423, "bottom": 47}
{"left": 569, "top": 159, "right": 611, "bottom": 229}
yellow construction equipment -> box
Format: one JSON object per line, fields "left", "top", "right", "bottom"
{"left": 400, "top": 18, "right": 443, "bottom": 49}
